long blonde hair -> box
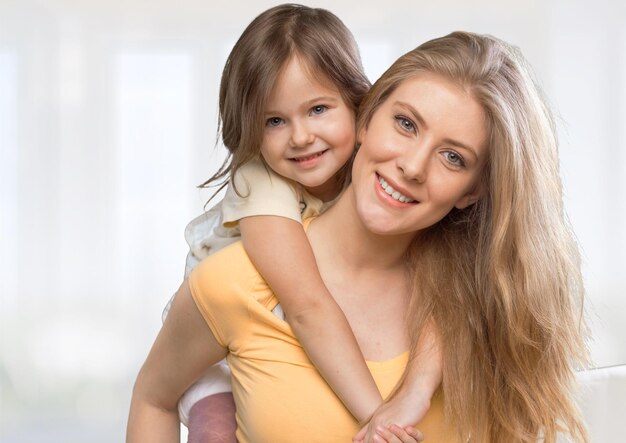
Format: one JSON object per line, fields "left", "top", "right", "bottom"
{"left": 358, "top": 32, "right": 589, "bottom": 442}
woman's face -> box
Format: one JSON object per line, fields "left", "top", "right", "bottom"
{"left": 351, "top": 72, "right": 489, "bottom": 236}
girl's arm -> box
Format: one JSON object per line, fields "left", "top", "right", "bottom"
{"left": 127, "top": 280, "right": 227, "bottom": 443}
{"left": 353, "top": 319, "right": 442, "bottom": 442}
{"left": 239, "top": 215, "right": 383, "bottom": 423}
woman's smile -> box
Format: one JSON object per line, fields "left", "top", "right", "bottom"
{"left": 375, "top": 173, "right": 418, "bottom": 206}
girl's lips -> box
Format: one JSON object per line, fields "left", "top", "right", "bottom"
{"left": 289, "top": 149, "right": 328, "bottom": 169}
{"left": 290, "top": 149, "right": 327, "bottom": 162}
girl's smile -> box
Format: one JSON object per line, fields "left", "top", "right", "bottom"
{"left": 289, "top": 149, "right": 329, "bottom": 169}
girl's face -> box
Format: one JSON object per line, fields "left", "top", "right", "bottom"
{"left": 352, "top": 73, "right": 489, "bottom": 236}
{"left": 260, "top": 56, "right": 356, "bottom": 201}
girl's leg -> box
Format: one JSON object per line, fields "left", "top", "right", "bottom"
{"left": 187, "top": 392, "right": 237, "bottom": 443}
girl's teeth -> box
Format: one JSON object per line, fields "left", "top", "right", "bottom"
{"left": 295, "top": 152, "right": 323, "bottom": 162}
{"left": 378, "top": 176, "right": 415, "bottom": 203}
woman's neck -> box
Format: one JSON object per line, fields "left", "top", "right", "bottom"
{"left": 308, "top": 185, "right": 416, "bottom": 271}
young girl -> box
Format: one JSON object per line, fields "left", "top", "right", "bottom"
{"left": 172, "top": 4, "right": 442, "bottom": 442}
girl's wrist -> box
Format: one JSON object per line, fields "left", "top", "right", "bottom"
{"left": 402, "top": 366, "right": 442, "bottom": 400}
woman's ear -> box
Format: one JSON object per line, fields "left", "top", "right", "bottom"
{"left": 455, "top": 193, "right": 480, "bottom": 209}
{"left": 456, "top": 160, "right": 488, "bottom": 209}
{"left": 356, "top": 126, "right": 366, "bottom": 147}
{"left": 455, "top": 181, "right": 485, "bottom": 209}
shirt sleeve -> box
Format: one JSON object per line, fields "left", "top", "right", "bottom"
{"left": 221, "top": 158, "right": 303, "bottom": 227}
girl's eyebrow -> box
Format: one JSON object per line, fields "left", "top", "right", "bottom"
{"left": 394, "top": 100, "right": 479, "bottom": 159}
{"left": 302, "top": 96, "right": 340, "bottom": 107}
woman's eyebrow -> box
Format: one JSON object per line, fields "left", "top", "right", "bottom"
{"left": 394, "top": 101, "right": 428, "bottom": 129}
{"left": 443, "top": 137, "right": 478, "bottom": 159}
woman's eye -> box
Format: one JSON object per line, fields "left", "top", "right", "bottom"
{"left": 310, "top": 105, "right": 328, "bottom": 115}
{"left": 443, "top": 151, "right": 466, "bottom": 167}
{"left": 395, "top": 116, "right": 415, "bottom": 132}
{"left": 266, "top": 117, "right": 283, "bottom": 127}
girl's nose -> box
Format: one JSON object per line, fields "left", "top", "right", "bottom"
{"left": 289, "top": 121, "right": 315, "bottom": 148}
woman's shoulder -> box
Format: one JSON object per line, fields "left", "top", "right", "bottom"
{"left": 190, "top": 241, "right": 275, "bottom": 308}
{"left": 193, "top": 241, "right": 259, "bottom": 287}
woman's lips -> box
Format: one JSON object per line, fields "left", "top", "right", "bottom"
{"left": 375, "top": 173, "right": 418, "bottom": 207}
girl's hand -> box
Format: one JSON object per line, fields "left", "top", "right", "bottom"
{"left": 353, "top": 424, "right": 424, "bottom": 443}
{"left": 355, "top": 318, "right": 441, "bottom": 442}
{"left": 351, "top": 389, "right": 431, "bottom": 443}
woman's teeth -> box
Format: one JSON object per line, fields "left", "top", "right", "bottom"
{"left": 378, "top": 176, "right": 415, "bottom": 203}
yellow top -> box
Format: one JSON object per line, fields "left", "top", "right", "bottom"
{"left": 189, "top": 240, "right": 456, "bottom": 443}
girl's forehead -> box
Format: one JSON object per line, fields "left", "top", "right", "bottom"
{"left": 278, "top": 53, "right": 338, "bottom": 91}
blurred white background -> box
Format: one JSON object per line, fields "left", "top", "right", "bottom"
{"left": 1, "top": 0, "right": 624, "bottom": 441}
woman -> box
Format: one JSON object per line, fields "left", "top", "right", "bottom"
{"left": 128, "top": 32, "right": 588, "bottom": 443}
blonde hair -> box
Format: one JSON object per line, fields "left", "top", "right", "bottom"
{"left": 202, "top": 3, "right": 370, "bottom": 196}
{"left": 358, "top": 32, "right": 589, "bottom": 442}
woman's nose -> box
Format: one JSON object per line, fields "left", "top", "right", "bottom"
{"left": 289, "top": 121, "right": 315, "bottom": 148}
{"left": 397, "top": 144, "right": 428, "bottom": 183}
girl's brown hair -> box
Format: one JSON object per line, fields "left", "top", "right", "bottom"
{"left": 202, "top": 3, "right": 370, "bottom": 196}
{"left": 358, "top": 32, "right": 589, "bottom": 442}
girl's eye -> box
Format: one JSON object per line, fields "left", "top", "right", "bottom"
{"left": 442, "top": 150, "right": 466, "bottom": 167}
{"left": 310, "top": 105, "right": 328, "bottom": 115}
{"left": 395, "top": 115, "right": 415, "bottom": 132}
{"left": 266, "top": 117, "right": 283, "bottom": 127}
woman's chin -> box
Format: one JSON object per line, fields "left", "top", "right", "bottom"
{"left": 357, "top": 207, "right": 403, "bottom": 236}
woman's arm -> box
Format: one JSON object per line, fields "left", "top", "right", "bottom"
{"left": 239, "top": 215, "right": 383, "bottom": 422}
{"left": 127, "top": 279, "right": 227, "bottom": 443}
